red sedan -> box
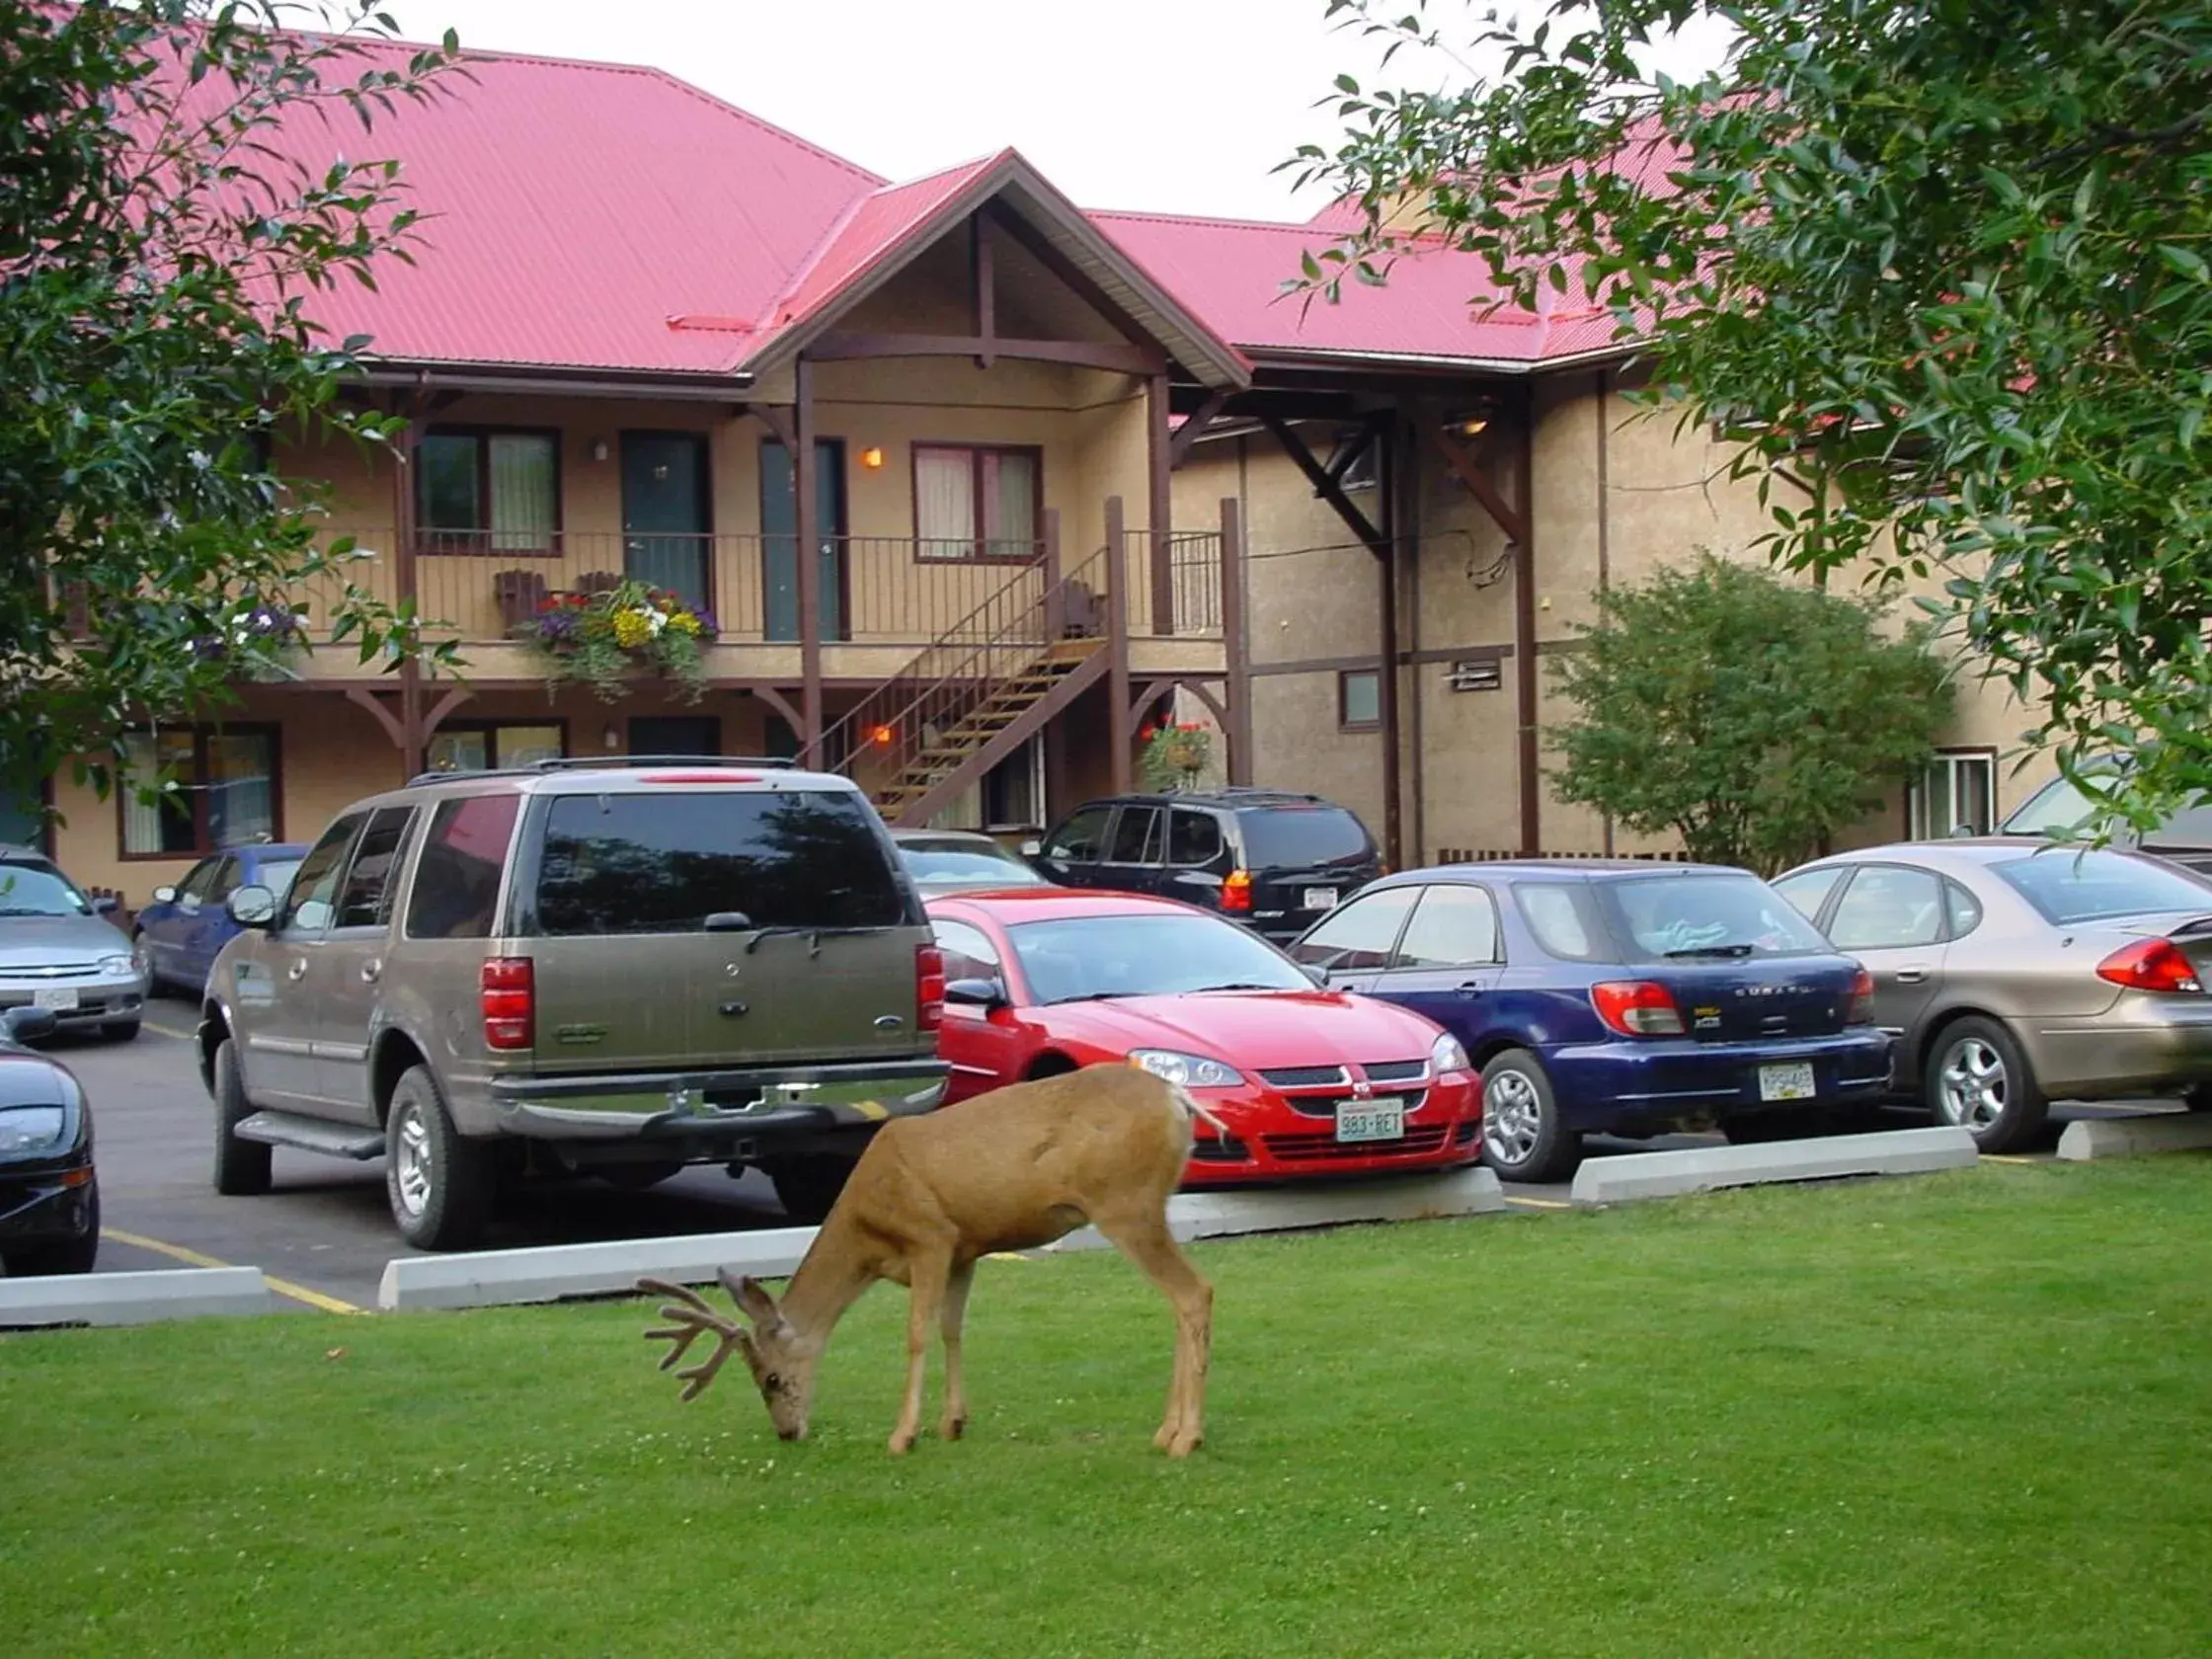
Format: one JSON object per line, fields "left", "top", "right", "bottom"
{"left": 925, "top": 889, "right": 1483, "bottom": 1184}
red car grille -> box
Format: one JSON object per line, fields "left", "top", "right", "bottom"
{"left": 1284, "top": 1089, "right": 1427, "bottom": 1121}
{"left": 1261, "top": 1125, "right": 1453, "bottom": 1162}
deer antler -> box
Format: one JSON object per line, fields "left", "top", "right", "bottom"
{"left": 638, "top": 1277, "right": 752, "bottom": 1402}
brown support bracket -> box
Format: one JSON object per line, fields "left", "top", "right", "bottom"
{"left": 1179, "top": 678, "right": 1229, "bottom": 729}
{"left": 1127, "top": 676, "right": 1177, "bottom": 728}
{"left": 344, "top": 685, "right": 405, "bottom": 748}
{"left": 1167, "top": 389, "right": 1230, "bottom": 470}
{"left": 423, "top": 686, "right": 475, "bottom": 738}
{"left": 1431, "top": 424, "right": 1527, "bottom": 545}
{"left": 745, "top": 402, "right": 798, "bottom": 455}
{"left": 1260, "top": 414, "right": 1386, "bottom": 554}
{"left": 746, "top": 683, "right": 805, "bottom": 736}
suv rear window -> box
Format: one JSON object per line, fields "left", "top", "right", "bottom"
{"left": 533, "top": 790, "right": 907, "bottom": 936}
{"left": 1598, "top": 873, "right": 1833, "bottom": 962}
{"left": 1236, "top": 807, "right": 1373, "bottom": 868}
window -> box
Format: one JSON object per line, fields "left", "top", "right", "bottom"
{"left": 1910, "top": 750, "right": 1997, "bottom": 838}
{"left": 534, "top": 790, "right": 906, "bottom": 936}
{"left": 1237, "top": 806, "right": 1375, "bottom": 869}
{"left": 931, "top": 918, "right": 1001, "bottom": 983}
{"left": 1993, "top": 849, "right": 2212, "bottom": 926}
{"left": 1394, "top": 884, "right": 1502, "bottom": 969}
{"left": 406, "top": 795, "right": 520, "bottom": 940}
{"left": 1006, "top": 912, "right": 1307, "bottom": 1004}
{"left": 1105, "top": 807, "right": 1162, "bottom": 865}
{"left": 1514, "top": 882, "right": 1609, "bottom": 963}
{"left": 1600, "top": 873, "right": 1832, "bottom": 961}
{"left": 1945, "top": 880, "right": 1984, "bottom": 938}
{"left": 1042, "top": 805, "right": 1113, "bottom": 863}
{"left": 118, "top": 727, "right": 279, "bottom": 858}
{"left": 1338, "top": 670, "right": 1382, "bottom": 732}
{"left": 416, "top": 429, "right": 560, "bottom": 553}
{"left": 0, "top": 857, "right": 95, "bottom": 917}
{"left": 203, "top": 857, "right": 245, "bottom": 904}
{"left": 913, "top": 443, "right": 1041, "bottom": 561}
{"left": 1771, "top": 866, "right": 1847, "bottom": 924}
{"left": 279, "top": 814, "right": 364, "bottom": 934}
{"left": 424, "top": 723, "right": 567, "bottom": 774}
{"left": 333, "top": 807, "right": 420, "bottom": 930}
{"left": 1826, "top": 865, "right": 1946, "bottom": 950}
{"left": 1290, "top": 886, "right": 1418, "bottom": 972}
{"left": 173, "top": 857, "right": 223, "bottom": 908}
{"left": 1325, "top": 428, "right": 1380, "bottom": 493}
{"left": 1168, "top": 810, "right": 1224, "bottom": 868}
{"left": 983, "top": 738, "right": 1044, "bottom": 829}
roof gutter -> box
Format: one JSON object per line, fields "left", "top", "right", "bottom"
{"left": 355, "top": 360, "right": 758, "bottom": 402}
{"left": 1244, "top": 341, "right": 1645, "bottom": 377}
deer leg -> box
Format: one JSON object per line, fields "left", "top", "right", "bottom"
{"left": 937, "top": 1258, "right": 977, "bottom": 1442}
{"left": 890, "top": 1248, "right": 953, "bottom": 1457}
{"left": 1093, "top": 1213, "right": 1214, "bottom": 1458}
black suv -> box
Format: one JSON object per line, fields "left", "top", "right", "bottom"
{"left": 1024, "top": 788, "right": 1382, "bottom": 941}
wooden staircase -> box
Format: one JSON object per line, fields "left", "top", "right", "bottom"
{"left": 871, "top": 638, "right": 1102, "bottom": 821}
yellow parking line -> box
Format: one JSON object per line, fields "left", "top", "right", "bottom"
{"left": 1982, "top": 1154, "right": 2037, "bottom": 1165}
{"left": 102, "top": 1226, "right": 365, "bottom": 1315}
{"left": 1506, "top": 1195, "right": 1572, "bottom": 1210}
{"left": 139, "top": 1018, "right": 198, "bottom": 1042}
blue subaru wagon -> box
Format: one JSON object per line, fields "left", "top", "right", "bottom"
{"left": 1288, "top": 860, "right": 1894, "bottom": 1182}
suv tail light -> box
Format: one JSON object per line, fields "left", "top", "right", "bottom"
{"left": 1846, "top": 968, "right": 1875, "bottom": 1025}
{"left": 2096, "top": 938, "right": 2204, "bottom": 993}
{"left": 481, "top": 957, "right": 535, "bottom": 1051}
{"left": 1590, "top": 980, "right": 1686, "bottom": 1037}
{"left": 1222, "top": 869, "right": 1253, "bottom": 913}
{"left": 916, "top": 943, "right": 945, "bottom": 1033}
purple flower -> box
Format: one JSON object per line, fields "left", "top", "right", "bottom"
{"left": 536, "top": 609, "right": 579, "bottom": 644}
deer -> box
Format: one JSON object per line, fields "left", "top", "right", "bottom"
{"left": 636, "top": 1066, "right": 1217, "bottom": 1457}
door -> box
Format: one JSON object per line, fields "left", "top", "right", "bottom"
{"left": 177, "top": 855, "right": 241, "bottom": 988}
{"left": 1288, "top": 884, "right": 1421, "bottom": 997}
{"left": 313, "top": 806, "right": 420, "bottom": 1117}
{"left": 1095, "top": 805, "right": 1165, "bottom": 898}
{"left": 760, "top": 437, "right": 846, "bottom": 643}
{"left": 1371, "top": 883, "right": 1504, "bottom": 1044}
{"left": 145, "top": 855, "right": 221, "bottom": 979}
{"left": 628, "top": 716, "right": 722, "bottom": 757}
{"left": 238, "top": 813, "right": 364, "bottom": 1109}
{"left": 931, "top": 917, "right": 1028, "bottom": 1104}
{"left": 1159, "top": 808, "right": 1231, "bottom": 909}
{"left": 620, "top": 432, "right": 711, "bottom": 612}
{"left": 1821, "top": 863, "right": 1951, "bottom": 1048}
{"left": 1033, "top": 803, "right": 1115, "bottom": 890}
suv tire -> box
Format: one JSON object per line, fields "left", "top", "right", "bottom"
{"left": 211, "top": 1038, "right": 273, "bottom": 1197}
{"left": 767, "top": 1154, "right": 857, "bottom": 1224}
{"left": 385, "top": 1065, "right": 494, "bottom": 1250}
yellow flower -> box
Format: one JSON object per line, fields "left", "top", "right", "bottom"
{"left": 667, "top": 610, "right": 702, "bottom": 637}
{"left": 611, "top": 609, "right": 652, "bottom": 649}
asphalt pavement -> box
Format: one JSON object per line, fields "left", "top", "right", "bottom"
{"left": 17, "top": 996, "right": 2158, "bottom": 1314}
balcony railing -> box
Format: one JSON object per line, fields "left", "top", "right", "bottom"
{"left": 1118, "top": 528, "right": 1224, "bottom": 639}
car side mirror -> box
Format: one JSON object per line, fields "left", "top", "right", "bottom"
{"left": 226, "top": 884, "right": 278, "bottom": 928}
{"left": 3, "top": 1005, "right": 58, "bottom": 1044}
{"left": 151, "top": 885, "right": 179, "bottom": 905}
{"left": 92, "top": 895, "right": 119, "bottom": 915}
{"left": 1020, "top": 839, "right": 1043, "bottom": 859}
{"left": 943, "top": 977, "right": 1009, "bottom": 1010}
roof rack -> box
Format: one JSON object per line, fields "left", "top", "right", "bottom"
{"left": 404, "top": 755, "right": 799, "bottom": 786}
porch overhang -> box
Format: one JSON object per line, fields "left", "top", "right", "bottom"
{"left": 353, "top": 359, "right": 758, "bottom": 402}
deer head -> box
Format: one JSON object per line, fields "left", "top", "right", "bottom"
{"left": 638, "top": 1268, "right": 818, "bottom": 1441}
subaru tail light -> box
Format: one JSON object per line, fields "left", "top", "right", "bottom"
{"left": 916, "top": 943, "right": 946, "bottom": 1033}
{"left": 481, "top": 957, "right": 535, "bottom": 1051}
{"left": 1846, "top": 968, "right": 1875, "bottom": 1024}
{"left": 2096, "top": 938, "right": 2204, "bottom": 994}
{"left": 1222, "top": 869, "right": 1253, "bottom": 912}
{"left": 1590, "top": 980, "right": 1687, "bottom": 1037}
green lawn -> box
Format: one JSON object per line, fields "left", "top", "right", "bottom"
{"left": 6, "top": 1159, "right": 2212, "bottom": 1657}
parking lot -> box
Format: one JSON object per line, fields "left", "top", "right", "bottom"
{"left": 39, "top": 998, "right": 2172, "bottom": 1312}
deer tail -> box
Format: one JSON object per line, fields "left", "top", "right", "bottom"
{"left": 1167, "top": 1081, "right": 1231, "bottom": 1140}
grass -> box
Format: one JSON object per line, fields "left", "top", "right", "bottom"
{"left": 5, "top": 1159, "right": 2212, "bottom": 1657}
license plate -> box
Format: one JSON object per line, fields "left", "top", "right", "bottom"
{"left": 1759, "top": 1062, "right": 1816, "bottom": 1102}
{"left": 1335, "top": 1100, "right": 1405, "bottom": 1143}
{"left": 32, "top": 987, "right": 78, "bottom": 1010}
{"left": 1304, "top": 887, "right": 1340, "bottom": 911}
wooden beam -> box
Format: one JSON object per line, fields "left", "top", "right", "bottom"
{"left": 1147, "top": 372, "right": 1173, "bottom": 637}
{"left": 1511, "top": 388, "right": 1540, "bottom": 855}
{"left": 1127, "top": 676, "right": 1177, "bottom": 729}
{"left": 983, "top": 203, "right": 1163, "bottom": 354}
{"left": 1376, "top": 426, "right": 1403, "bottom": 870}
{"left": 972, "top": 214, "right": 995, "bottom": 367}
{"left": 744, "top": 401, "right": 798, "bottom": 454}
{"left": 747, "top": 683, "right": 805, "bottom": 736}
{"left": 1167, "top": 388, "right": 1230, "bottom": 470}
{"left": 423, "top": 686, "right": 475, "bottom": 738}
{"left": 810, "top": 331, "right": 1163, "bottom": 375}
{"left": 1259, "top": 413, "right": 1385, "bottom": 554}
{"left": 344, "top": 685, "right": 404, "bottom": 748}
{"left": 1431, "top": 424, "right": 1528, "bottom": 545}
{"left": 1219, "top": 496, "right": 1252, "bottom": 786}
{"left": 1104, "top": 495, "right": 1132, "bottom": 794}
{"left": 795, "top": 356, "right": 823, "bottom": 761}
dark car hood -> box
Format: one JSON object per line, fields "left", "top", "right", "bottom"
{"left": 1043, "top": 989, "right": 1441, "bottom": 1068}
{"left": 0, "top": 1050, "right": 74, "bottom": 1109}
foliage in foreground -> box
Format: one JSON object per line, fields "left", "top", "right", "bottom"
{"left": 1294, "top": 0, "right": 2212, "bottom": 832}
{"left": 1547, "top": 553, "right": 1952, "bottom": 871}
{"left": 0, "top": 0, "right": 460, "bottom": 809}
{"left": 4, "top": 1158, "right": 2211, "bottom": 1657}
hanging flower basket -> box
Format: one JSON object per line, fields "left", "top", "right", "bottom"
{"left": 1138, "top": 721, "right": 1214, "bottom": 791}
{"left": 523, "top": 579, "right": 718, "bottom": 704}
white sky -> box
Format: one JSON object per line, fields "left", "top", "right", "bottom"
{"left": 379, "top": 0, "right": 1733, "bottom": 222}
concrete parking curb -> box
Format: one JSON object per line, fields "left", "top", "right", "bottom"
{"left": 1569, "top": 1126, "right": 1979, "bottom": 1207}
{"left": 1050, "top": 1166, "right": 1508, "bottom": 1253}
{"left": 2056, "top": 1113, "right": 2212, "bottom": 1161}
{"left": 0, "top": 1266, "right": 273, "bottom": 1328}
{"left": 378, "top": 1226, "right": 818, "bottom": 1311}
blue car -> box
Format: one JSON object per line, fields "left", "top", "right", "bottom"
{"left": 1287, "top": 860, "right": 1894, "bottom": 1182}
{"left": 130, "top": 842, "right": 309, "bottom": 997}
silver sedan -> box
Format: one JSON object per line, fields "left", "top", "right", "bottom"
{"left": 1772, "top": 840, "right": 2212, "bottom": 1150}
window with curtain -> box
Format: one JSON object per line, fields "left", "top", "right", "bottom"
{"left": 1909, "top": 750, "right": 1997, "bottom": 838}
{"left": 416, "top": 429, "right": 560, "bottom": 552}
{"left": 912, "top": 444, "right": 1040, "bottom": 560}
{"left": 425, "top": 724, "right": 565, "bottom": 774}
{"left": 119, "top": 728, "right": 278, "bottom": 857}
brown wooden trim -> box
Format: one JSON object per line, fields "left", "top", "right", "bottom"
{"left": 744, "top": 402, "right": 798, "bottom": 454}
{"left": 1104, "top": 496, "right": 1132, "bottom": 795}
{"left": 1249, "top": 642, "right": 1537, "bottom": 677}
{"left": 1127, "top": 676, "right": 1177, "bottom": 729}
{"left": 422, "top": 686, "right": 476, "bottom": 738}
{"left": 794, "top": 356, "right": 823, "bottom": 759}
{"left": 1219, "top": 495, "right": 1252, "bottom": 785}
{"left": 1146, "top": 372, "right": 1173, "bottom": 636}
{"left": 1512, "top": 387, "right": 1540, "bottom": 855}
{"left": 344, "top": 685, "right": 406, "bottom": 747}
{"left": 1179, "top": 678, "right": 1229, "bottom": 730}
{"left": 972, "top": 213, "right": 995, "bottom": 366}
{"left": 810, "top": 331, "right": 1163, "bottom": 375}
{"left": 1375, "top": 422, "right": 1403, "bottom": 868}
{"left": 1337, "top": 667, "right": 1382, "bottom": 732}
{"left": 1430, "top": 423, "right": 1526, "bottom": 545}
{"left": 748, "top": 683, "right": 804, "bottom": 734}
{"left": 981, "top": 203, "right": 1169, "bottom": 356}
{"left": 114, "top": 722, "right": 284, "bottom": 861}
{"left": 413, "top": 424, "right": 566, "bottom": 553}
{"left": 1258, "top": 414, "right": 1385, "bottom": 554}
{"left": 1168, "top": 389, "right": 1231, "bottom": 470}
{"left": 909, "top": 441, "right": 1046, "bottom": 564}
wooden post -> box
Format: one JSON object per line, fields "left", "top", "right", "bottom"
{"left": 795, "top": 356, "right": 823, "bottom": 761}
{"left": 392, "top": 413, "right": 425, "bottom": 782}
{"left": 1219, "top": 496, "right": 1252, "bottom": 786}
{"left": 1104, "top": 496, "right": 1132, "bottom": 794}
{"left": 1040, "top": 507, "right": 1063, "bottom": 641}
{"left": 1146, "top": 372, "right": 1174, "bottom": 636}
{"left": 1377, "top": 428, "right": 1404, "bottom": 871}
{"left": 1513, "top": 387, "right": 1540, "bottom": 856}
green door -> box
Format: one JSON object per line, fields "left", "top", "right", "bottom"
{"left": 620, "top": 433, "right": 711, "bottom": 612}
{"left": 760, "top": 438, "right": 845, "bottom": 643}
